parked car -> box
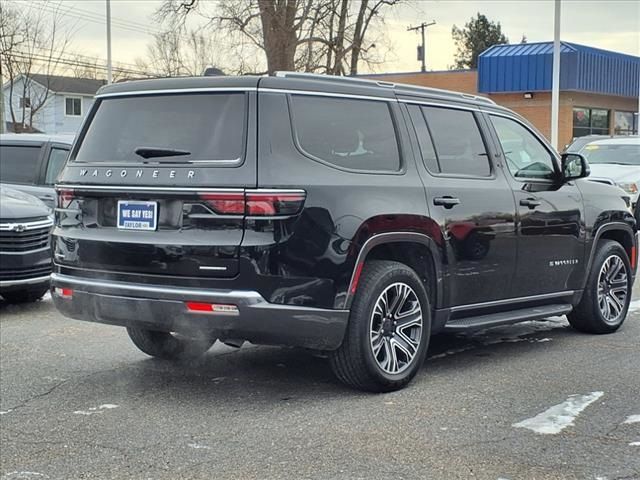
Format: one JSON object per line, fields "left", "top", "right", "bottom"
{"left": 50, "top": 73, "right": 637, "bottom": 392}
{"left": 0, "top": 133, "right": 74, "bottom": 209}
{"left": 566, "top": 136, "right": 639, "bottom": 224}
{"left": 0, "top": 185, "right": 53, "bottom": 303}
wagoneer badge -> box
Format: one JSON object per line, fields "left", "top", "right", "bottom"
{"left": 79, "top": 169, "right": 196, "bottom": 180}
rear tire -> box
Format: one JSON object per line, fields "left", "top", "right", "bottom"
{"left": 127, "top": 327, "right": 215, "bottom": 360}
{"left": 330, "top": 260, "right": 431, "bottom": 392}
{"left": 1, "top": 287, "right": 48, "bottom": 304}
{"left": 568, "top": 240, "right": 632, "bottom": 334}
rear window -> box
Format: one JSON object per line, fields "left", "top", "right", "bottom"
{"left": 581, "top": 144, "right": 639, "bottom": 165}
{"left": 0, "top": 145, "right": 42, "bottom": 184}
{"left": 290, "top": 95, "right": 400, "bottom": 172}
{"left": 73, "top": 93, "right": 246, "bottom": 163}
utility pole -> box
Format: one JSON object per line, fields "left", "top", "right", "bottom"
{"left": 408, "top": 21, "right": 436, "bottom": 72}
{"left": 551, "top": 0, "right": 561, "bottom": 149}
{"left": 106, "top": 0, "right": 113, "bottom": 83}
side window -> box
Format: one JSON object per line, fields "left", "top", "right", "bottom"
{"left": 45, "top": 148, "right": 70, "bottom": 185}
{"left": 407, "top": 105, "right": 439, "bottom": 173}
{"left": 422, "top": 106, "right": 491, "bottom": 177}
{"left": 290, "top": 95, "right": 400, "bottom": 172}
{"left": 490, "top": 115, "right": 556, "bottom": 180}
{"left": 0, "top": 145, "right": 42, "bottom": 184}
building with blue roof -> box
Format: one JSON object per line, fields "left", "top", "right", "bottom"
{"left": 364, "top": 41, "right": 639, "bottom": 149}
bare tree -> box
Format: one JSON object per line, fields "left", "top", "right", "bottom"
{"left": 0, "top": 0, "right": 73, "bottom": 132}
{"left": 155, "top": 0, "right": 401, "bottom": 76}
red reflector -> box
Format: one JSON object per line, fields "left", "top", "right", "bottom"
{"left": 57, "top": 188, "right": 75, "bottom": 209}
{"left": 246, "top": 192, "right": 306, "bottom": 216}
{"left": 185, "top": 302, "right": 239, "bottom": 315}
{"left": 350, "top": 262, "right": 364, "bottom": 295}
{"left": 199, "top": 192, "right": 245, "bottom": 215}
{"left": 55, "top": 287, "right": 73, "bottom": 298}
{"left": 632, "top": 246, "right": 637, "bottom": 269}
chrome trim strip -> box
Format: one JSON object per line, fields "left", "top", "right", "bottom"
{"left": 398, "top": 98, "right": 482, "bottom": 111}
{"left": 0, "top": 219, "right": 53, "bottom": 231}
{"left": 259, "top": 87, "right": 396, "bottom": 103}
{"left": 56, "top": 185, "right": 244, "bottom": 193}
{"left": 0, "top": 275, "right": 50, "bottom": 287}
{"left": 198, "top": 266, "right": 228, "bottom": 271}
{"left": 96, "top": 87, "right": 257, "bottom": 99}
{"left": 0, "top": 246, "right": 51, "bottom": 255}
{"left": 450, "top": 290, "right": 576, "bottom": 313}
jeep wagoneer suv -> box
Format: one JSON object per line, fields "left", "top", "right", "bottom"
{"left": 51, "top": 73, "right": 637, "bottom": 392}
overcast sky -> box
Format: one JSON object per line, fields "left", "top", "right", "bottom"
{"left": 13, "top": 0, "right": 640, "bottom": 74}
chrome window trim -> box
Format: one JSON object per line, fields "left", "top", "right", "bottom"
{"left": 399, "top": 98, "right": 481, "bottom": 112}
{"left": 260, "top": 87, "right": 396, "bottom": 103}
{"left": 95, "top": 87, "right": 257, "bottom": 99}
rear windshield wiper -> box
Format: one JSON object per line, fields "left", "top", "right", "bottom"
{"left": 134, "top": 147, "right": 191, "bottom": 159}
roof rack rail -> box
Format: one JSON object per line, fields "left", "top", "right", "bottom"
{"left": 274, "top": 71, "right": 395, "bottom": 88}
{"left": 274, "top": 70, "right": 496, "bottom": 105}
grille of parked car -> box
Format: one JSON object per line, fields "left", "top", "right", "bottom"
{"left": 0, "top": 218, "right": 53, "bottom": 253}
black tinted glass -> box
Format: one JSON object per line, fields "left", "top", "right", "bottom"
{"left": 422, "top": 107, "right": 490, "bottom": 177}
{"left": 291, "top": 95, "right": 400, "bottom": 172}
{"left": 45, "top": 148, "right": 70, "bottom": 184}
{"left": 407, "top": 105, "right": 439, "bottom": 173}
{"left": 74, "top": 93, "right": 246, "bottom": 163}
{"left": 0, "top": 145, "right": 41, "bottom": 184}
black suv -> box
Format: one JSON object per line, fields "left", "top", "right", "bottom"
{"left": 51, "top": 73, "right": 637, "bottom": 392}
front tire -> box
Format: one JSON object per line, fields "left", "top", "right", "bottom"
{"left": 330, "top": 260, "right": 431, "bottom": 392}
{"left": 127, "top": 327, "right": 216, "bottom": 361}
{"left": 568, "top": 240, "right": 632, "bottom": 334}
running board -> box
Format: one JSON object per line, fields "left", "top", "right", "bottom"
{"left": 443, "top": 304, "right": 573, "bottom": 332}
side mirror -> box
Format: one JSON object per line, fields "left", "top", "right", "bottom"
{"left": 561, "top": 153, "right": 590, "bottom": 182}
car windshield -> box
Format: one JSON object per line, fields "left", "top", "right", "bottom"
{"left": 580, "top": 144, "right": 640, "bottom": 165}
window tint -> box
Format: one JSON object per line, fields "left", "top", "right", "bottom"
{"left": 65, "top": 97, "right": 82, "bottom": 116}
{"left": 74, "top": 93, "right": 246, "bottom": 163}
{"left": 45, "top": 148, "right": 70, "bottom": 184}
{"left": 421, "top": 107, "right": 490, "bottom": 177}
{"left": 0, "top": 145, "right": 41, "bottom": 184}
{"left": 291, "top": 95, "right": 400, "bottom": 172}
{"left": 407, "top": 105, "right": 439, "bottom": 172}
{"left": 490, "top": 115, "right": 556, "bottom": 180}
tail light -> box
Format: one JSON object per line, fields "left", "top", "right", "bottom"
{"left": 57, "top": 188, "right": 75, "bottom": 209}
{"left": 54, "top": 287, "right": 73, "bottom": 299}
{"left": 198, "top": 190, "right": 306, "bottom": 217}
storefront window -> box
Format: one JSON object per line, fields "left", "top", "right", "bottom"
{"left": 614, "top": 111, "right": 637, "bottom": 135}
{"left": 572, "top": 107, "right": 610, "bottom": 138}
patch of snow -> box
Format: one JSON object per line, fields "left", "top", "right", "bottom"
{"left": 624, "top": 415, "right": 640, "bottom": 424}
{"left": 629, "top": 441, "right": 640, "bottom": 446}
{"left": 2, "top": 472, "right": 49, "bottom": 479}
{"left": 628, "top": 300, "right": 640, "bottom": 313}
{"left": 513, "top": 391, "right": 604, "bottom": 434}
{"left": 73, "top": 404, "right": 119, "bottom": 415}
{"left": 0, "top": 410, "right": 12, "bottom": 415}
{"left": 188, "top": 443, "right": 211, "bottom": 450}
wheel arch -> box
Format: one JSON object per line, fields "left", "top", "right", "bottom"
{"left": 584, "top": 222, "right": 637, "bottom": 289}
{"left": 345, "top": 232, "right": 443, "bottom": 310}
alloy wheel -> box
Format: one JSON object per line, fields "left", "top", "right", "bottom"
{"left": 370, "top": 282, "right": 423, "bottom": 375}
{"left": 597, "top": 254, "right": 629, "bottom": 324}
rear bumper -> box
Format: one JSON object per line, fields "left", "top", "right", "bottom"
{"left": 51, "top": 273, "right": 349, "bottom": 351}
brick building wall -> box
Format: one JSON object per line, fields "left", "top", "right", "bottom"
{"left": 365, "top": 70, "right": 638, "bottom": 150}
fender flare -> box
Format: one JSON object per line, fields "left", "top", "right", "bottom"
{"left": 583, "top": 221, "right": 637, "bottom": 288}
{"left": 345, "top": 232, "right": 444, "bottom": 309}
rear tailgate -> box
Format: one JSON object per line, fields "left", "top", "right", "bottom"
{"left": 54, "top": 80, "right": 258, "bottom": 279}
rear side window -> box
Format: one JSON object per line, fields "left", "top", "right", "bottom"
{"left": 421, "top": 107, "right": 491, "bottom": 177}
{"left": 290, "top": 95, "right": 400, "bottom": 172}
{"left": 74, "top": 93, "right": 246, "bottom": 163}
{"left": 45, "top": 147, "right": 70, "bottom": 184}
{"left": 0, "top": 145, "right": 42, "bottom": 184}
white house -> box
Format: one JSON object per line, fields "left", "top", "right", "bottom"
{"left": 2, "top": 74, "right": 106, "bottom": 134}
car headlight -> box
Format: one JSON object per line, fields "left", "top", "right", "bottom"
{"left": 617, "top": 182, "right": 638, "bottom": 195}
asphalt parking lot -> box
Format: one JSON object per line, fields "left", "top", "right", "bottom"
{"left": 1, "top": 284, "right": 639, "bottom": 480}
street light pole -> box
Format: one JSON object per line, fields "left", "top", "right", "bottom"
{"left": 408, "top": 21, "right": 436, "bottom": 72}
{"left": 106, "top": 0, "right": 113, "bottom": 84}
{"left": 551, "top": 0, "right": 561, "bottom": 149}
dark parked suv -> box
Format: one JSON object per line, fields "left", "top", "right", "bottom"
{"left": 51, "top": 73, "right": 637, "bottom": 392}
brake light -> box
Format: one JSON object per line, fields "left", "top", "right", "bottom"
{"left": 198, "top": 190, "right": 306, "bottom": 217}
{"left": 57, "top": 188, "right": 75, "bottom": 209}
{"left": 199, "top": 192, "right": 245, "bottom": 215}
{"left": 246, "top": 192, "right": 306, "bottom": 216}
{"left": 185, "top": 302, "right": 239, "bottom": 315}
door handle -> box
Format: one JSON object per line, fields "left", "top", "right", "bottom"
{"left": 433, "top": 196, "right": 461, "bottom": 209}
{"left": 520, "top": 198, "right": 541, "bottom": 209}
